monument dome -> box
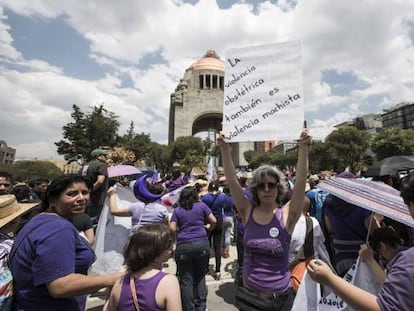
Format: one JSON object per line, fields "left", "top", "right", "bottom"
{"left": 189, "top": 50, "right": 225, "bottom": 71}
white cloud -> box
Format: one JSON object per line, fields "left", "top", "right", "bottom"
{"left": 0, "top": 0, "right": 414, "bottom": 159}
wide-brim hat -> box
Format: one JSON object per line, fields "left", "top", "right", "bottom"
{"left": 90, "top": 149, "right": 109, "bottom": 157}
{"left": 0, "top": 195, "right": 40, "bottom": 228}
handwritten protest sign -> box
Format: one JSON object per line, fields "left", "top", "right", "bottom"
{"left": 222, "top": 41, "right": 304, "bottom": 142}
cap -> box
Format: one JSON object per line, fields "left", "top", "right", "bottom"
{"left": 90, "top": 149, "right": 109, "bottom": 157}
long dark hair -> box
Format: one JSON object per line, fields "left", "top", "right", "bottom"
{"left": 178, "top": 186, "right": 199, "bottom": 210}
{"left": 41, "top": 174, "right": 92, "bottom": 212}
{"left": 15, "top": 174, "right": 91, "bottom": 234}
{"left": 124, "top": 223, "right": 174, "bottom": 272}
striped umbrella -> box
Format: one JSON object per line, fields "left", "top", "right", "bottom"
{"left": 317, "top": 177, "right": 414, "bottom": 227}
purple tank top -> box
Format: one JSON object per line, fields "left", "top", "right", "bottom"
{"left": 243, "top": 207, "right": 291, "bottom": 294}
{"left": 118, "top": 271, "right": 167, "bottom": 311}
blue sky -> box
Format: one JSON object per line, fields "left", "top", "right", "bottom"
{"left": 1, "top": 0, "right": 414, "bottom": 159}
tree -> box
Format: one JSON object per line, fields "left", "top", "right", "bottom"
{"left": 169, "top": 136, "right": 204, "bottom": 174}
{"left": 325, "top": 127, "right": 370, "bottom": 173}
{"left": 0, "top": 161, "right": 62, "bottom": 182}
{"left": 55, "top": 104, "right": 120, "bottom": 164}
{"left": 106, "top": 147, "right": 136, "bottom": 166}
{"left": 119, "top": 132, "right": 152, "bottom": 164}
{"left": 371, "top": 127, "right": 414, "bottom": 160}
{"left": 309, "top": 141, "right": 331, "bottom": 173}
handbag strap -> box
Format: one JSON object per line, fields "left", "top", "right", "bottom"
{"left": 130, "top": 274, "right": 140, "bottom": 311}
{"left": 303, "top": 216, "right": 314, "bottom": 258}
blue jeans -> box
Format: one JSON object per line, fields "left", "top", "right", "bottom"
{"left": 175, "top": 240, "right": 210, "bottom": 311}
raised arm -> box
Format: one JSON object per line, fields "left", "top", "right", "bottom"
{"left": 217, "top": 133, "right": 252, "bottom": 223}
{"left": 284, "top": 126, "right": 311, "bottom": 234}
{"left": 107, "top": 187, "right": 131, "bottom": 217}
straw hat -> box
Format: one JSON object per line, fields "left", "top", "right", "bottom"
{"left": 0, "top": 195, "right": 40, "bottom": 229}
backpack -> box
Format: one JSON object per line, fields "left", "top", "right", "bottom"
{"left": 0, "top": 234, "right": 14, "bottom": 311}
{"left": 289, "top": 216, "right": 313, "bottom": 291}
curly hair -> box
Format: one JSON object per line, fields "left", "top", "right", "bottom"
{"left": 248, "top": 165, "right": 288, "bottom": 205}
{"left": 124, "top": 223, "right": 175, "bottom": 272}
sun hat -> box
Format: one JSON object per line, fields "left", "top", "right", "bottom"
{"left": 90, "top": 149, "right": 109, "bottom": 157}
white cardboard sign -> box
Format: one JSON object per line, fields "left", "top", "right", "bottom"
{"left": 222, "top": 41, "right": 304, "bottom": 142}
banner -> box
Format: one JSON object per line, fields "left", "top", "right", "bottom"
{"left": 292, "top": 259, "right": 381, "bottom": 311}
{"left": 90, "top": 184, "right": 133, "bottom": 274}
{"left": 222, "top": 41, "right": 304, "bottom": 142}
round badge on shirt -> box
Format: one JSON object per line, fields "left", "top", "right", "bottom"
{"left": 269, "top": 227, "right": 279, "bottom": 238}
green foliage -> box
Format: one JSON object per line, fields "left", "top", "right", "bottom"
{"left": 146, "top": 142, "right": 170, "bottom": 173}
{"left": 55, "top": 104, "right": 120, "bottom": 165}
{"left": 309, "top": 141, "right": 332, "bottom": 172}
{"left": 371, "top": 127, "right": 414, "bottom": 160}
{"left": 243, "top": 150, "right": 257, "bottom": 164}
{"left": 0, "top": 161, "right": 62, "bottom": 182}
{"left": 325, "top": 127, "right": 370, "bottom": 173}
{"left": 169, "top": 136, "right": 204, "bottom": 173}
{"left": 120, "top": 132, "right": 152, "bottom": 163}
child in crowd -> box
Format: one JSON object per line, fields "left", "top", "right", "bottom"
{"left": 104, "top": 223, "right": 181, "bottom": 311}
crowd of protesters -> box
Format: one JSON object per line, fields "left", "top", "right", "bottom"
{"left": 2, "top": 135, "right": 414, "bottom": 311}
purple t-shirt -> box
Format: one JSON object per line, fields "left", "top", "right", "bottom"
{"left": 377, "top": 247, "right": 414, "bottom": 311}
{"left": 10, "top": 214, "right": 95, "bottom": 311}
{"left": 118, "top": 271, "right": 167, "bottom": 311}
{"left": 170, "top": 201, "right": 212, "bottom": 244}
{"left": 129, "top": 201, "right": 168, "bottom": 234}
{"left": 243, "top": 207, "right": 291, "bottom": 294}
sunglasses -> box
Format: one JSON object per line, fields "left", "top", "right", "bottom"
{"left": 257, "top": 182, "right": 279, "bottom": 191}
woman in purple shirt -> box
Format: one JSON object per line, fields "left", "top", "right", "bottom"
{"left": 9, "top": 174, "right": 123, "bottom": 311}
{"left": 170, "top": 186, "right": 217, "bottom": 311}
{"left": 217, "top": 126, "right": 311, "bottom": 311}
{"left": 308, "top": 172, "right": 414, "bottom": 311}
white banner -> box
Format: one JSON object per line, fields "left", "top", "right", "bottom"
{"left": 222, "top": 41, "right": 304, "bottom": 142}
{"left": 292, "top": 259, "right": 381, "bottom": 311}
{"left": 90, "top": 184, "right": 132, "bottom": 274}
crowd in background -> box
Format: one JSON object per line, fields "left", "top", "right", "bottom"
{"left": 2, "top": 138, "right": 414, "bottom": 310}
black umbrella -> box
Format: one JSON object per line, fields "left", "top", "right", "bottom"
{"left": 365, "top": 155, "right": 414, "bottom": 177}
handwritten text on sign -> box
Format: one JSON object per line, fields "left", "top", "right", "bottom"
{"left": 222, "top": 41, "right": 304, "bottom": 142}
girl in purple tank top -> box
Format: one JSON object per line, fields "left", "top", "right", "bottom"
{"left": 217, "top": 125, "right": 311, "bottom": 311}
{"left": 104, "top": 223, "right": 182, "bottom": 311}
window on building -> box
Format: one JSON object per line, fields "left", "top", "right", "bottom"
{"left": 199, "top": 75, "right": 204, "bottom": 89}
{"left": 212, "top": 75, "right": 218, "bottom": 89}
{"left": 206, "top": 75, "right": 211, "bottom": 88}
{"left": 219, "top": 76, "right": 224, "bottom": 90}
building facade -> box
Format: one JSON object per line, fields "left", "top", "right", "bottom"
{"left": 381, "top": 102, "right": 414, "bottom": 130}
{"left": 0, "top": 140, "right": 16, "bottom": 164}
{"left": 168, "top": 50, "right": 257, "bottom": 166}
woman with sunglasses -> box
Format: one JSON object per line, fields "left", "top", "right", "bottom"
{"left": 217, "top": 126, "right": 311, "bottom": 311}
{"left": 307, "top": 172, "right": 414, "bottom": 311}
{"left": 9, "top": 174, "right": 123, "bottom": 311}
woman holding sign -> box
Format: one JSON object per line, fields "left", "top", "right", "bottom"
{"left": 217, "top": 123, "right": 311, "bottom": 311}
{"left": 307, "top": 172, "right": 414, "bottom": 311}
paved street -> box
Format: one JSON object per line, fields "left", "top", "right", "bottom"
{"left": 86, "top": 243, "right": 239, "bottom": 310}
